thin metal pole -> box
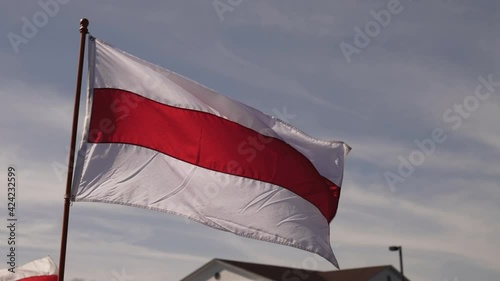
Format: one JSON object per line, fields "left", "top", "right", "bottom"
{"left": 399, "top": 247, "right": 404, "bottom": 281}
{"left": 57, "top": 18, "right": 89, "bottom": 281}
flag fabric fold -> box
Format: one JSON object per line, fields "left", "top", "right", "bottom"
{"left": 71, "top": 37, "right": 350, "bottom": 267}
{"left": 0, "top": 257, "right": 57, "bottom": 281}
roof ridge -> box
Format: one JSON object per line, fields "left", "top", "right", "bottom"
{"left": 322, "top": 264, "right": 392, "bottom": 273}
{"left": 217, "top": 259, "right": 391, "bottom": 273}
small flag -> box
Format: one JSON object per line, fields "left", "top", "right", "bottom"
{"left": 72, "top": 37, "right": 350, "bottom": 267}
{"left": 0, "top": 257, "right": 58, "bottom": 281}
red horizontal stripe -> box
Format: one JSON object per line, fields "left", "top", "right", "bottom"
{"left": 20, "top": 275, "right": 57, "bottom": 281}
{"left": 88, "top": 88, "right": 339, "bottom": 221}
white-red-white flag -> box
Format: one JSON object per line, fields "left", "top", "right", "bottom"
{"left": 0, "top": 257, "right": 57, "bottom": 281}
{"left": 72, "top": 37, "right": 350, "bottom": 267}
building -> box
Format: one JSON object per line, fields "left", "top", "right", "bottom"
{"left": 182, "top": 259, "right": 410, "bottom": 281}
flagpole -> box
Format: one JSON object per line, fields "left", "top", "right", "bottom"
{"left": 57, "top": 18, "right": 89, "bottom": 281}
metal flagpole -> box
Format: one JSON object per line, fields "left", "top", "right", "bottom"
{"left": 58, "top": 18, "right": 89, "bottom": 281}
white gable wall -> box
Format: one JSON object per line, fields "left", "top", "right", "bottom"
{"left": 191, "top": 268, "right": 253, "bottom": 281}
{"left": 182, "top": 261, "right": 272, "bottom": 281}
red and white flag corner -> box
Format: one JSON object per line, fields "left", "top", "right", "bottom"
{"left": 0, "top": 256, "right": 58, "bottom": 281}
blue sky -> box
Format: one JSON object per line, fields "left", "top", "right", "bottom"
{"left": 1, "top": 1, "right": 499, "bottom": 280}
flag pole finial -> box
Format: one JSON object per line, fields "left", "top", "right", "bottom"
{"left": 80, "top": 18, "right": 89, "bottom": 33}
